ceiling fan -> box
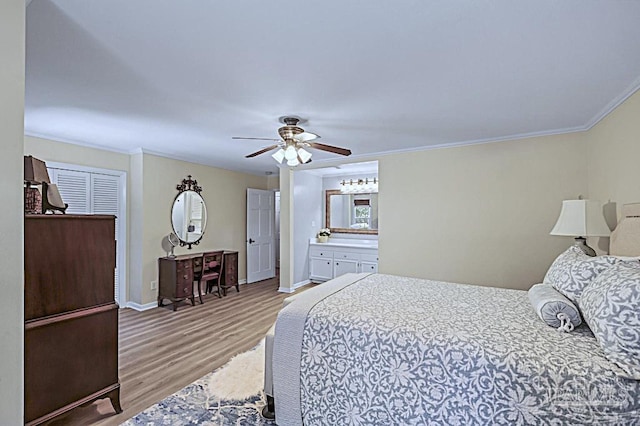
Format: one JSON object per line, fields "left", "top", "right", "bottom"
{"left": 233, "top": 116, "right": 352, "bottom": 166}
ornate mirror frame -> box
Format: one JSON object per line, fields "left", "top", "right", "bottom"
{"left": 325, "top": 189, "right": 378, "bottom": 235}
{"left": 171, "top": 175, "right": 207, "bottom": 249}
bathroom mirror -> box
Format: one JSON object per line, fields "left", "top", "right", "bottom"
{"left": 171, "top": 175, "right": 207, "bottom": 249}
{"left": 325, "top": 189, "right": 378, "bottom": 235}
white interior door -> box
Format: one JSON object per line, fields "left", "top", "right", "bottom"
{"left": 247, "top": 188, "right": 275, "bottom": 283}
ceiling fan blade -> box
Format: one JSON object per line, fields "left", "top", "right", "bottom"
{"left": 245, "top": 144, "right": 280, "bottom": 158}
{"left": 233, "top": 137, "right": 281, "bottom": 141}
{"left": 293, "top": 132, "right": 320, "bottom": 142}
{"left": 308, "top": 142, "right": 352, "bottom": 156}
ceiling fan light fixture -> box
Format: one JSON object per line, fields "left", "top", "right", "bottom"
{"left": 284, "top": 145, "right": 298, "bottom": 161}
{"left": 298, "top": 147, "right": 312, "bottom": 163}
{"left": 287, "top": 157, "right": 300, "bottom": 167}
{"left": 271, "top": 148, "right": 285, "bottom": 164}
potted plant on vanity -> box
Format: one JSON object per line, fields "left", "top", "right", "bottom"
{"left": 317, "top": 228, "right": 331, "bottom": 243}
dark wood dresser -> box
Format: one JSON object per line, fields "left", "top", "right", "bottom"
{"left": 24, "top": 215, "right": 122, "bottom": 425}
{"left": 158, "top": 251, "right": 239, "bottom": 310}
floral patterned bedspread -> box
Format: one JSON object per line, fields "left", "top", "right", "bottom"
{"left": 299, "top": 274, "right": 640, "bottom": 425}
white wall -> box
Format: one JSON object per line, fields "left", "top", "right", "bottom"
{"left": 378, "top": 132, "right": 587, "bottom": 291}
{"left": 0, "top": 0, "right": 25, "bottom": 423}
{"left": 279, "top": 167, "right": 294, "bottom": 291}
{"left": 292, "top": 170, "right": 323, "bottom": 286}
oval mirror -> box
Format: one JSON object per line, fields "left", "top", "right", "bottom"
{"left": 171, "top": 176, "right": 207, "bottom": 249}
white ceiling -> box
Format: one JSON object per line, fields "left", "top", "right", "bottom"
{"left": 25, "top": 1, "right": 640, "bottom": 176}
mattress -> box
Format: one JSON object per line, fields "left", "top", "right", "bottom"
{"left": 272, "top": 273, "right": 640, "bottom": 425}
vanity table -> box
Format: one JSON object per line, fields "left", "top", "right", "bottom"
{"left": 159, "top": 176, "right": 240, "bottom": 310}
{"left": 158, "top": 251, "right": 239, "bottom": 311}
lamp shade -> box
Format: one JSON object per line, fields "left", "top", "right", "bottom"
{"left": 550, "top": 200, "right": 610, "bottom": 237}
{"left": 24, "top": 155, "right": 50, "bottom": 185}
{"left": 297, "top": 147, "right": 312, "bottom": 164}
{"left": 271, "top": 148, "right": 285, "bottom": 164}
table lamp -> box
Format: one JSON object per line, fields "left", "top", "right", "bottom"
{"left": 550, "top": 199, "right": 610, "bottom": 256}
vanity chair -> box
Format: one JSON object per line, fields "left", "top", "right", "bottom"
{"left": 199, "top": 251, "right": 224, "bottom": 299}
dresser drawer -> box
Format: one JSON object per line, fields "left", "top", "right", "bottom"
{"left": 310, "top": 247, "right": 333, "bottom": 258}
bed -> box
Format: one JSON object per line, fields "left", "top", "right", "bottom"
{"left": 265, "top": 205, "right": 640, "bottom": 425}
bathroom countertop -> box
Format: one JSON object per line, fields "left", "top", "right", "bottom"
{"left": 308, "top": 238, "right": 378, "bottom": 250}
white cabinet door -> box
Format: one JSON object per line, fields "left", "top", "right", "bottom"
{"left": 360, "top": 261, "right": 378, "bottom": 273}
{"left": 334, "top": 259, "right": 359, "bottom": 278}
{"left": 310, "top": 257, "right": 333, "bottom": 281}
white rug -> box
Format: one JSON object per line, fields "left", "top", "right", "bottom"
{"left": 206, "top": 339, "right": 265, "bottom": 403}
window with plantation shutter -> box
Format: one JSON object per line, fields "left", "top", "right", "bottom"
{"left": 48, "top": 166, "right": 125, "bottom": 305}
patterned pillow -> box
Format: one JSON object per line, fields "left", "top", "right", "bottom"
{"left": 543, "top": 246, "right": 619, "bottom": 304}
{"left": 580, "top": 261, "right": 640, "bottom": 379}
{"left": 528, "top": 283, "right": 582, "bottom": 331}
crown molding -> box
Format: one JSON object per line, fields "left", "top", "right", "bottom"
{"left": 583, "top": 76, "right": 640, "bottom": 130}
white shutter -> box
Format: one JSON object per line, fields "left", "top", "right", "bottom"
{"left": 91, "top": 174, "right": 121, "bottom": 303}
{"left": 91, "top": 174, "right": 119, "bottom": 215}
{"left": 52, "top": 169, "right": 91, "bottom": 214}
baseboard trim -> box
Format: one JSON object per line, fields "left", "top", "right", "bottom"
{"left": 125, "top": 301, "right": 157, "bottom": 312}
{"left": 126, "top": 279, "right": 250, "bottom": 310}
{"left": 278, "top": 279, "right": 312, "bottom": 293}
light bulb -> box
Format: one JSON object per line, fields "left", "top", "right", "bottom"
{"left": 287, "top": 157, "right": 300, "bottom": 166}
{"left": 271, "top": 148, "right": 285, "bottom": 164}
{"left": 297, "top": 147, "right": 312, "bottom": 163}
{"left": 284, "top": 145, "right": 297, "bottom": 161}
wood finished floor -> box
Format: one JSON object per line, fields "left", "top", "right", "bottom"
{"left": 45, "top": 275, "right": 299, "bottom": 426}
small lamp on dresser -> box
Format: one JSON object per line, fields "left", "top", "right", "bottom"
{"left": 24, "top": 155, "right": 50, "bottom": 214}
{"left": 24, "top": 155, "right": 68, "bottom": 214}
{"left": 550, "top": 199, "right": 611, "bottom": 256}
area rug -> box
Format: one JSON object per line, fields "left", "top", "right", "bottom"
{"left": 122, "top": 340, "right": 276, "bottom": 425}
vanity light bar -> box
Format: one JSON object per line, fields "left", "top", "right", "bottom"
{"left": 340, "top": 177, "right": 379, "bottom": 194}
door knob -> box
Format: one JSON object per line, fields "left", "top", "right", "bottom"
{"left": 248, "top": 238, "right": 255, "bottom": 244}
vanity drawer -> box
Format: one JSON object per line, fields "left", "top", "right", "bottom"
{"left": 176, "top": 260, "right": 191, "bottom": 274}
{"left": 334, "top": 251, "right": 359, "bottom": 261}
{"left": 361, "top": 253, "right": 379, "bottom": 263}
{"left": 310, "top": 247, "right": 333, "bottom": 258}
{"left": 175, "top": 281, "right": 192, "bottom": 298}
